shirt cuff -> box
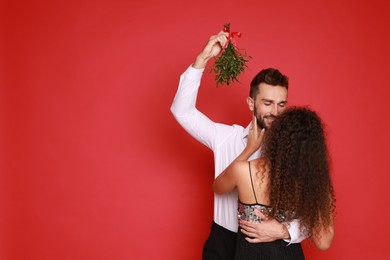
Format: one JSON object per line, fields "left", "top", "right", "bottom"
{"left": 186, "top": 65, "right": 204, "bottom": 81}
{"left": 283, "top": 219, "right": 302, "bottom": 246}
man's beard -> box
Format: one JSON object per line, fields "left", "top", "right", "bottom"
{"left": 254, "top": 107, "right": 276, "bottom": 130}
{"left": 256, "top": 114, "right": 267, "bottom": 129}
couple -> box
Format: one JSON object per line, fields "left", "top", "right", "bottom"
{"left": 171, "top": 30, "right": 335, "bottom": 259}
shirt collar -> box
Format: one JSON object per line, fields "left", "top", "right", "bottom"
{"left": 242, "top": 122, "right": 252, "bottom": 139}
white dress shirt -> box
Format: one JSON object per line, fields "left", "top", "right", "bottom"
{"left": 171, "top": 65, "right": 304, "bottom": 244}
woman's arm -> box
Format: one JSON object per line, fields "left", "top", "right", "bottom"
{"left": 312, "top": 217, "right": 335, "bottom": 250}
{"left": 213, "top": 117, "right": 265, "bottom": 194}
{"left": 212, "top": 161, "right": 242, "bottom": 194}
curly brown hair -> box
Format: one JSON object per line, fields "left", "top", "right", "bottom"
{"left": 260, "top": 107, "right": 335, "bottom": 236}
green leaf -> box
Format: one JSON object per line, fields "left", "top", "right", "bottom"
{"left": 211, "top": 28, "right": 251, "bottom": 87}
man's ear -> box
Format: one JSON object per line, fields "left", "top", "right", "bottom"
{"left": 247, "top": 97, "right": 254, "bottom": 111}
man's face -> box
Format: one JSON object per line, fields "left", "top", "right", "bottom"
{"left": 249, "top": 83, "right": 288, "bottom": 130}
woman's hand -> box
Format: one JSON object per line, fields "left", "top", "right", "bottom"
{"left": 246, "top": 116, "right": 265, "bottom": 154}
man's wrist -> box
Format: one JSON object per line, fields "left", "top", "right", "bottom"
{"left": 193, "top": 55, "right": 209, "bottom": 69}
{"left": 282, "top": 224, "right": 291, "bottom": 240}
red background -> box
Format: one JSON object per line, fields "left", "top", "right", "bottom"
{"left": 2, "top": 0, "right": 390, "bottom": 259}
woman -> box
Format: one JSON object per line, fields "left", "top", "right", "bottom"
{"left": 213, "top": 107, "right": 335, "bottom": 259}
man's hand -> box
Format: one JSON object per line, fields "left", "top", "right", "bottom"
{"left": 193, "top": 31, "right": 229, "bottom": 69}
{"left": 239, "top": 209, "right": 290, "bottom": 243}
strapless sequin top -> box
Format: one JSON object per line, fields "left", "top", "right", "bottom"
{"left": 237, "top": 201, "right": 288, "bottom": 223}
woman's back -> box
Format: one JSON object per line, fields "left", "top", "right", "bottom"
{"left": 234, "top": 159, "right": 304, "bottom": 260}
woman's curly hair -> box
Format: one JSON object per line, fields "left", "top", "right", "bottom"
{"left": 260, "top": 107, "right": 335, "bottom": 236}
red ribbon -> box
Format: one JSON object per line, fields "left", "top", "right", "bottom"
{"left": 223, "top": 26, "right": 241, "bottom": 49}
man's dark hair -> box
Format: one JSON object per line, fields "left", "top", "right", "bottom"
{"left": 250, "top": 68, "right": 289, "bottom": 99}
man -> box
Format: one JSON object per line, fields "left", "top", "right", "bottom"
{"left": 171, "top": 31, "right": 305, "bottom": 259}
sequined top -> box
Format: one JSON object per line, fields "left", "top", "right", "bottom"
{"left": 238, "top": 201, "right": 270, "bottom": 222}
{"left": 237, "top": 201, "right": 287, "bottom": 223}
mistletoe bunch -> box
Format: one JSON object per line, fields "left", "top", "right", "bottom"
{"left": 212, "top": 23, "right": 251, "bottom": 87}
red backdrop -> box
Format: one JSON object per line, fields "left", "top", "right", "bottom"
{"left": 3, "top": 0, "right": 390, "bottom": 259}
